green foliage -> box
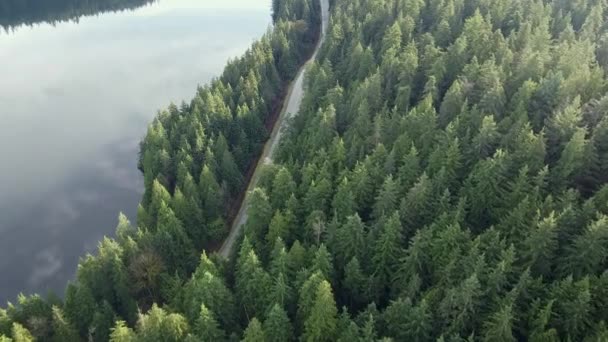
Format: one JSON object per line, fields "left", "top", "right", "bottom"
{"left": 263, "top": 304, "right": 293, "bottom": 342}
{"left": 242, "top": 318, "right": 265, "bottom": 342}
{"left": 482, "top": 303, "right": 516, "bottom": 342}
{"left": 342, "top": 257, "right": 369, "bottom": 310}
{"left": 333, "top": 214, "right": 366, "bottom": 269}
{"left": 109, "top": 321, "right": 136, "bottom": 342}
{"left": 50, "top": 307, "right": 79, "bottom": 342}
{"left": 136, "top": 305, "right": 190, "bottom": 342}
{"left": 181, "top": 255, "right": 236, "bottom": 330}
{"left": 372, "top": 212, "right": 403, "bottom": 291}
{"left": 151, "top": 202, "right": 196, "bottom": 276}
{"left": 194, "top": 304, "right": 226, "bottom": 342}
{"left": 245, "top": 188, "right": 273, "bottom": 252}
{"left": 7, "top": 0, "right": 608, "bottom": 340}
{"left": 236, "top": 249, "right": 272, "bottom": 319}
{"left": 383, "top": 298, "right": 431, "bottom": 342}
{"left": 271, "top": 167, "right": 297, "bottom": 210}
{"left": 11, "top": 323, "right": 33, "bottom": 342}
{"left": 302, "top": 281, "right": 338, "bottom": 342}
{"left": 0, "top": 309, "right": 10, "bottom": 337}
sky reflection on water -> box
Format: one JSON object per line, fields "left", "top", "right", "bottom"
{"left": 0, "top": 0, "right": 270, "bottom": 303}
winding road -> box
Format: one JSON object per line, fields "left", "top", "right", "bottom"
{"left": 219, "top": 0, "right": 330, "bottom": 258}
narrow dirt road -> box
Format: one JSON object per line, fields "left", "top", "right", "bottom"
{"left": 219, "top": 0, "right": 330, "bottom": 258}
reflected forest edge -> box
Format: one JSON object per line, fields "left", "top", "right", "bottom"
{"left": 3, "top": 0, "right": 608, "bottom": 341}
{"left": 0, "top": 0, "right": 156, "bottom": 30}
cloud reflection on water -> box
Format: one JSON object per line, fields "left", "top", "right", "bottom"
{"left": 0, "top": 0, "right": 270, "bottom": 303}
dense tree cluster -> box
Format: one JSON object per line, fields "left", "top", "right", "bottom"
{"left": 0, "top": 0, "right": 320, "bottom": 340}
{"left": 0, "top": 0, "right": 155, "bottom": 30}
{"left": 4, "top": 0, "right": 608, "bottom": 340}
{"left": 137, "top": 0, "right": 320, "bottom": 252}
{"left": 265, "top": 0, "right": 608, "bottom": 339}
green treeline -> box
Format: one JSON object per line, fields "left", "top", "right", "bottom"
{"left": 263, "top": 0, "right": 608, "bottom": 340}
{"left": 3, "top": 0, "right": 608, "bottom": 340}
{"left": 137, "top": 0, "right": 320, "bottom": 263}
{"left": 0, "top": 0, "right": 320, "bottom": 341}
{"left": 0, "top": 0, "right": 154, "bottom": 30}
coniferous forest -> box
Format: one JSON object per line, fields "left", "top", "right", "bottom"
{"left": 3, "top": 0, "right": 608, "bottom": 341}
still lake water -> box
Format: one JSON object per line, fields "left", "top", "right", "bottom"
{"left": 0, "top": 0, "right": 271, "bottom": 303}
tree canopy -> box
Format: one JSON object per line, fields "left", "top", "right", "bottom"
{"left": 4, "top": 0, "right": 608, "bottom": 340}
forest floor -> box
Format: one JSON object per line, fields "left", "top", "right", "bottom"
{"left": 218, "top": 0, "right": 330, "bottom": 258}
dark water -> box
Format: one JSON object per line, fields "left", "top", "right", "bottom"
{"left": 0, "top": 0, "right": 155, "bottom": 29}
{"left": 0, "top": 0, "right": 271, "bottom": 304}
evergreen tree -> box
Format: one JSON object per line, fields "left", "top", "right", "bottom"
{"left": 199, "top": 164, "right": 222, "bottom": 220}
{"left": 302, "top": 281, "right": 338, "bottom": 342}
{"left": 11, "top": 323, "right": 33, "bottom": 342}
{"left": 332, "top": 177, "right": 356, "bottom": 222}
{"left": 236, "top": 250, "right": 272, "bottom": 319}
{"left": 242, "top": 318, "right": 265, "bottom": 342}
{"left": 152, "top": 202, "right": 196, "bottom": 276}
{"left": 137, "top": 305, "right": 190, "bottom": 342}
{"left": 343, "top": 257, "right": 369, "bottom": 310}
{"left": 312, "top": 244, "right": 334, "bottom": 282}
{"left": 383, "top": 298, "right": 431, "bottom": 342}
{"left": 482, "top": 303, "right": 516, "bottom": 342}
{"left": 272, "top": 167, "right": 297, "bottom": 210}
{"left": 63, "top": 283, "right": 95, "bottom": 336}
{"left": 194, "top": 304, "right": 225, "bottom": 341}
{"left": 561, "top": 216, "right": 608, "bottom": 278}
{"left": 263, "top": 304, "right": 293, "bottom": 342}
{"left": 109, "top": 321, "right": 136, "bottom": 342}
{"left": 51, "top": 307, "right": 79, "bottom": 342}
{"left": 372, "top": 212, "right": 403, "bottom": 292}
{"left": 333, "top": 214, "right": 366, "bottom": 269}
{"left": 372, "top": 176, "right": 399, "bottom": 220}
{"left": 182, "top": 260, "right": 236, "bottom": 330}
{"left": 245, "top": 188, "right": 273, "bottom": 250}
{"left": 267, "top": 211, "right": 290, "bottom": 248}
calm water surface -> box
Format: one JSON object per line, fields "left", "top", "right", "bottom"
{"left": 0, "top": 0, "right": 271, "bottom": 303}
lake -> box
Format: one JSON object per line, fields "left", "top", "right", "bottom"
{"left": 0, "top": 0, "right": 271, "bottom": 304}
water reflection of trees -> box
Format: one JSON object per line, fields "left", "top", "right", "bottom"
{"left": 0, "top": 0, "right": 155, "bottom": 30}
